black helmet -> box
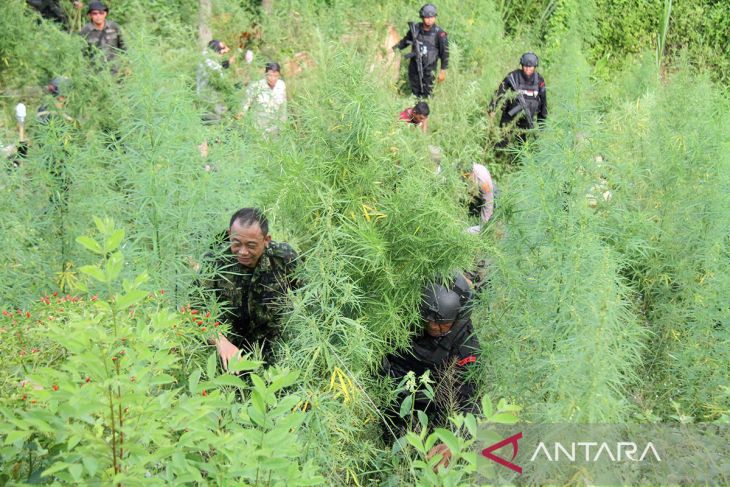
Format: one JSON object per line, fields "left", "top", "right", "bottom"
{"left": 520, "top": 52, "right": 539, "bottom": 67}
{"left": 87, "top": 1, "right": 108, "bottom": 12}
{"left": 421, "top": 283, "right": 461, "bottom": 324}
{"left": 419, "top": 3, "right": 437, "bottom": 18}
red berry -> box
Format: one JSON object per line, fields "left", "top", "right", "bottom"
{"left": 52, "top": 384, "right": 59, "bottom": 391}
{"left": 85, "top": 377, "right": 91, "bottom": 383}
{"left": 160, "top": 289, "right": 165, "bottom": 295}
{"left": 202, "top": 389, "right": 208, "bottom": 397}
{"left": 191, "top": 310, "right": 199, "bottom": 315}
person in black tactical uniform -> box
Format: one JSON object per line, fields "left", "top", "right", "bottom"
{"left": 490, "top": 52, "right": 547, "bottom": 132}
{"left": 26, "top": 0, "right": 82, "bottom": 27}
{"left": 203, "top": 208, "right": 300, "bottom": 368}
{"left": 393, "top": 3, "right": 449, "bottom": 98}
{"left": 382, "top": 275, "right": 479, "bottom": 444}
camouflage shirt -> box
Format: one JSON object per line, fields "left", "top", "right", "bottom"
{"left": 79, "top": 20, "right": 125, "bottom": 62}
{"left": 209, "top": 240, "right": 299, "bottom": 354}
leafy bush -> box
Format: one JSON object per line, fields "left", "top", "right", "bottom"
{"left": 0, "top": 220, "right": 322, "bottom": 485}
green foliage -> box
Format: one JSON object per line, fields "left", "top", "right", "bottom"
{"left": 0, "top": 221, "right": 321, "bottom": 485}
{"left": 1, "top": 0, "right": 729, "bottom": 484}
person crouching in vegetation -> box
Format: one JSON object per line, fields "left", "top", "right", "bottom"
{"left": 79, "top": 1, "right": 125, "bottom": 65}
{"left": 240, "top": 62, "right": 287, "bottom": 135}
{"left": 197, "top": 39, "right": 236, "bottom": 123}
{"left": 489, "top": 52, "right": 546, "bottom": 146}
{"left": 399, "top": 101, "right": 429, "bottom": 133}
{"left": 382, "top": 275, "right": 480, "bottom": 467}
{"left": 206, "top": 208, "right": 299, "bottom": 369}
{"left": 465, "top": 162, "right": 495, "bottom": 234}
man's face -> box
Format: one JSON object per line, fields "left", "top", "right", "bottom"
{"left": 228, "top": 220, "right": 271, "bottom": 268}
{"left": 89, "top": 9, "right": 107, "bottom": 26}
{"left": 422, "top": 16, "right": 436, "bottom": 28}
{"left": 218, "top": 42, "right": 230, "bottom": 55}
{"left": 266, "top": 70, "right": 280, "bottom": 88}
{"left": 412, "top": 113, "right": 427, "bottom": 125}
{"left": 425, "top": 320, "right": 454, "bottom": 337}
{"left": 522, "top": 65, "right": 535, "bottom": 77}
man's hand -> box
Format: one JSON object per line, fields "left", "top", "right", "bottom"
{"left": 437, "top": 69, "right": 446, "bottom": 83}
{"left": 426, "top": 443, "right": 452, "bottom": 471}
{"left": 214, "top": 334, "right": 240, "bottom": 371}
{"left": 489, "top": 111, "right": 496, "bottom": 119}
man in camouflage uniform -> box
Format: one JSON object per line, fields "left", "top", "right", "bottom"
{"left": 79, "top": 1, "right": 125, "bottom": 64}
{"left": 208, "top": 207, "right": 299, "bottom": 367}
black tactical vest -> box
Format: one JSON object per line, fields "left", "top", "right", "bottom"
{"left": 512, "top": 72, "right": 541, "bottom": 118}
{"left": 415, "top": 24, "right": 442, "bottom": 67}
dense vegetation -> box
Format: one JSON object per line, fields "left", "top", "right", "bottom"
{"left": 1, "top": 0, "right": 728, "bottom": 484}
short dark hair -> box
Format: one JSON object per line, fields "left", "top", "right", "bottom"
{"left": 229, "top": 207, "right": 269, "bottom": 235}
{"left": 414, "top": 101, "right": 430, "bottom": 116}
{"left": 208, "top": 39, "right": 223, "bottom": 53}
{"left": 265, "top": 62, "right": 281, "bottom": 73}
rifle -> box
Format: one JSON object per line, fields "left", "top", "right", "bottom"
{"left": 506, "top": 73, "right": 534, "bottom": 129}
{"left": 404, "top": 21, "right": 425, "bottom": 96}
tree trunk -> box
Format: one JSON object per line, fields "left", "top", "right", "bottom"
{"left": 198, "top": 0, "right": 212, "bottom": 50}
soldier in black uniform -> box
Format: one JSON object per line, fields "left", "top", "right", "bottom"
{"left": 383, "top": 275, "right": 479, "bottom": 432}
{"left": 490, "top": 52, "right": 547, "bottom": 130}
{"left": 204, "top": 208, "right": 299, "bottom": 368}
{"left": 394, "top": 3, "right": 449, "bottom": 98}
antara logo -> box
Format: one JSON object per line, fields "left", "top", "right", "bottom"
{"left": 481, "top": 432, "right": 663, "bottom": 475}
{"left": 481, "top": 432, "right": 523, "bottom": 474}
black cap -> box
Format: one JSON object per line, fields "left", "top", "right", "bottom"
{"left": 87, "top": 1, "right": 108, "bottom": 12}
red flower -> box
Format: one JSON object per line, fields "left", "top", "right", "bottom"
{"left": 85, "top": 376, "right": 91, "bottom": 383}
{"left": 201, "top": 327, "right": 207, "bottom": 331}
{"left": 202, "top": 389, "right": 208, "bottom": 397}
{"left": 52, "top": 384, "right": 59, "bottom": 391}
{"left": 25, "top": 312, "right": 31, "bottom": 318}
{"left": 91, "top": 295, "right": 98, "bottom": 302}
{"left": 214, "top": 322, "right": 220, "bottom": 327}
{"left": 190, "top": 310, "right": 199, "bottom": 315}
{"left": 112, "top": 356, "right": 117, "bottom": 361}
{"left": 53, "top": 291, "right": 58, "bottom": 297}
{"left": 160, "top": 289, "right": 165, "bottom": 295}
{"left": 205, "top": 311, "right": 211, "bottom": 318}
